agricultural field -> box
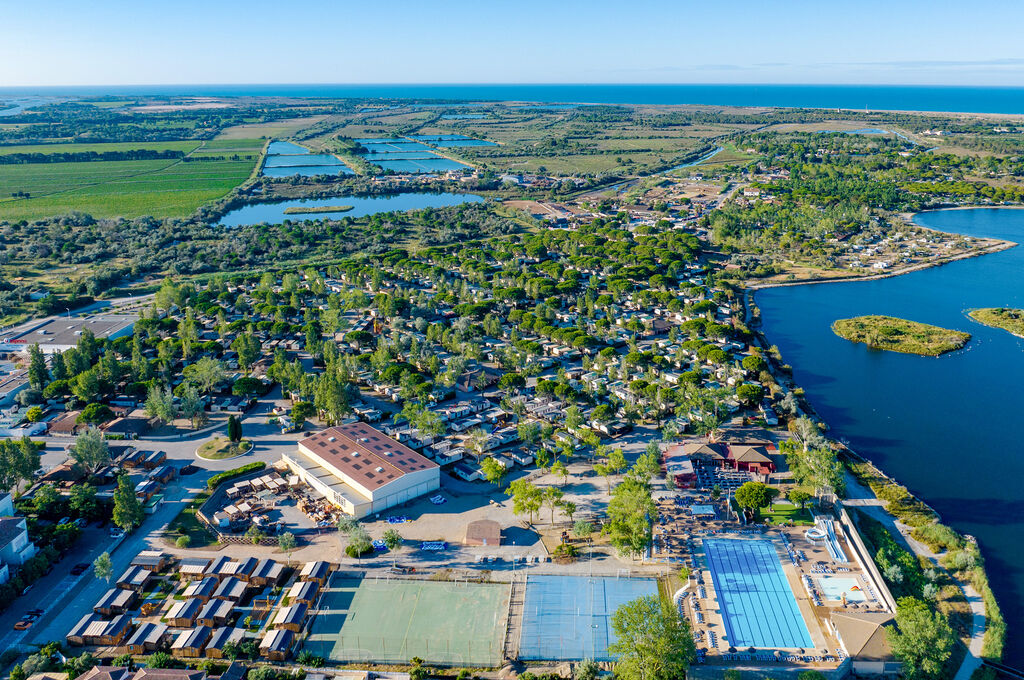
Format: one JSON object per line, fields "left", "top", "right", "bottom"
{"left": 215, "top": 116, "right": 326, "bottom": 140}
{"left": 0, "top": 139, "right": 263, "bottom": 221}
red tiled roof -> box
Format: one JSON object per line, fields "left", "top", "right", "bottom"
{"left": 298, "top": 423, "right": 437, "bottom": 492}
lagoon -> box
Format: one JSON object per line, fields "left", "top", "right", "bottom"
{"left": 755, "top": 208, "right": 1024, "bottom": 663}
{"left": 216, "top": 191, "right": 484, "bottom": 227}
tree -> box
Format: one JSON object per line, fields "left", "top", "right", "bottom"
{"left": 232, "top": 333, "right": 261, "bottom": 372}
{"left": 608, "top": 448, "right": 627, "bottom": 475}
{"left": 736, "top": 383, "right": 765, "bottom": 406}
{"left": 346, "top": 525, "right": 372, "bottom": 559}
{"left": 70, "top": 426, "right": 111, "bottom": 474}
{"left": 787, "top": 489, "right": 813, "bottom": 509}
{"left": 629, "top": 450, "right": 661, "bottom": 484}
{"left": 551, "top": 459, "right": 569, "bottom": 486}
{"left": 145, "top": 384, "right": 176, "bottom": 425}
{"left": 69, "top": 483, "right": 98, "bottom": 519}
{"left": 606, "top": 476, "right": 655, "bottom": 557}
{"left": 291, "top": 401, "right": 317, "bottom": 427}
{"left": 278, "top": 532, "right": 297, "bottom": 556}
{"left": 0, "top": 438, "right": 41, "bottom": 493}
{"left": 517, "top": 421, "right": 540, "bottom": 446}
{"left": 573, "top": 519, "right": 594, "bottom": 540}
{"left": 232, "top": 377, "right": 264, "bottom": 398}
{"left": 480, "top": 457, "right": 508, "bottom": 486}
{"left": 565, "top": 405, "right": 583, "bottom": 431}
{"left": 887, "top": 597, "right": 955, "bottom": 679}
{"left": 245, "top": 525, "right": 265, "bottom": 545}
{"left": 27, "top": 344, "right": 48, "bottom": 391}
{"left": 112, "top": 474, "right": 143, "bottom": 531}
{"left": 784, "top": 440, "right": 845, "bottom": 496}
{"left": 183, "top": 356, "right": 225, "bottom": 393}
{"left": 543, "top": 486, "right": 565, "bottom": 523}
{"left": 507, "top": 479, "right": 543, "bottom": 525}
{"left": 608, "top": 595, "right": 695, "bottom": 680}
{"left": 71, "top": 368, "right": 101, "bottom": 404}
{"left": 25, "top": 405, "right": 44, "bottom": 422}
{"left": 93, "top": 551, "right": 113, "bottom": 583}
{"left": 594, "top": 462, "right": 614, "bottom": 493}
{"left": 560, "top": 500, "right": 577, "bottom": 523}
{"left": 227, "top": 415, "right": 242, "bottom": 443}
{"left": 179, "top": 385, "right": 207, "bottom": 429}
{"left": 734, "top": 481, "right": 778, "bottom": 515}
{"left": 382, "top": 527, "right": 403, "bottom": 566}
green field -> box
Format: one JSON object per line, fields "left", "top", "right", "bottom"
{"left": 0, "top": 140, "right": 201, "bottom": 155}
{"left": 305, "top": 576, "right": 510, "bottom": 666}
{"left": 0, "top": 139, "right": 262, "bottom": 220}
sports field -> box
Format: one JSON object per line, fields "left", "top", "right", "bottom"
{"left": 519, "top": 575, "right": 658, "bottom": 661}
{"left": 303, "top": 575, "right": 510, "bottom": 666}
{"left": 704, "top": 539, "right": 814, "bottom": 649}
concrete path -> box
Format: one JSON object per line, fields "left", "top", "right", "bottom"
{"left": 844, "top": 472, "right": 987, "bottom": 678}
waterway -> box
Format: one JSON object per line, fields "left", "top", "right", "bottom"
{"left": 755, "top": 208, "right": 1024, "bottom": 663}
{"left": 216, "top": 191, "right": 484, "bottom": 227}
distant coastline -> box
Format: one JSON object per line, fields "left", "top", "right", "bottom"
{"left": 3, "top": 83, "right": 1024, "bottom": 115}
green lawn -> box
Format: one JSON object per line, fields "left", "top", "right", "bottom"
{"left": 167, "top": 492, "right": 217, "bottom": 548}
{"left": 759, "top": 502, "right": 814, "bottom": 526}
{"left": 0, "top": 140, "right": 201, "bottom": 155}
{"left": 197, "top": 437, "right": 252, "bottom": 460}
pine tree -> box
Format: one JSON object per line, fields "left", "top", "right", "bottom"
{"left": 112, "top": 474, "right": 143, "bottom": 531}
{"left": 227, "top": 415, "right": 242, "bottom": 443}
{"left": 27, "top": 344, "right": 48, "bottom": 391}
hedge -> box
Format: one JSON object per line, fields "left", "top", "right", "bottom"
{"left": 207, "top": 462, "right": 266, "bottom": 490}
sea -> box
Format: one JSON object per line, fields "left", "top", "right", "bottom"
{"left": 2, "top": 84, "right": 1024, "bottom": 114}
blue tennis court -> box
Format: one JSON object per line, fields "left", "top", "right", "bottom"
{"left": 519, "top": 575, "right": 657, "bottom": 661}
{"left": 704, "top": 539, "right": 813, "bottom": 649}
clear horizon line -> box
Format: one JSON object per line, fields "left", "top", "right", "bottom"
{"left": 4, "top": 81, "right": 1024, "bottom": 91}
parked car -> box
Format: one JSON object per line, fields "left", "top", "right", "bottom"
{"left": 110, "top": 528, "right": 125, "bottom": 539}
{"left": 70, "top": 563, "right": 89, "bottom": 576}
{"left": 73, "top": 518, "right": 88, "bottom": 528}
{"left": 57, "top": 517, "right": 71, "bottom": 526}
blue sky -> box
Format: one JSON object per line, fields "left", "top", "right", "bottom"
{"left": 3, "top": 0, "right": 1024, "bottom": 86}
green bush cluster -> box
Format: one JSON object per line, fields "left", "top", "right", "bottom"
{"left": 207, "top": 461, "right": 266, "bottom": 490}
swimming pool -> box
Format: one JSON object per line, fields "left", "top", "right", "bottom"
{"left": 817, "top": 576, "right": 865, "bottom": 602}
{"left": 704, "top": 539, "right": 813, "bottom": 649}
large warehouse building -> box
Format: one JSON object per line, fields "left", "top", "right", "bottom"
{"left": 283, "top": 423, "right": 440, "bottom": 518}
{"left": 0, "top": 314, "right": 138, "bottom": 354}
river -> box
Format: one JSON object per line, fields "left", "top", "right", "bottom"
{"left": 755, "top": 208, "right": 1024, "bottom": 664}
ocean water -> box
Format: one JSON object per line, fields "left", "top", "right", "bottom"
{"left": 3, "top": 84, "right": 1024, "bottom": 114}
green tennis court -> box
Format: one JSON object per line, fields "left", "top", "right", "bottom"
{"left": 303, "top": 575, "right": 510, "bottom": 666}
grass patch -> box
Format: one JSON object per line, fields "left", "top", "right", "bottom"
{"left": 968, "top": 308, "right": 1024, "bottom": 338}
{"left": 758, "top": 502, "right": 814, "bottom": 526}
{"left": 832, "top": 315, "right": 970, "bottom": 356}
{"left": 283, "top": 205, "right": 353, "bottom": 215}
{"left": 197, "top": 437, "right": 252, "bottom": 460}
{"left": 167, "top": 492, "right": 216, "bottom": 548}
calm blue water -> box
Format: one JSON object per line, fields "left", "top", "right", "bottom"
{"left": 755, "top": 208, "right": 1024, "bottom": 663}
{"left": 264, "top": 153, "right": 345, "bottom": 168}
{"left": 266, "top": 140, "right": 309, "bottom": 155}
{"left": 261, "top": 139, "right": 353, "bottom": 177}
{"left": 3, "top": 84, "right": 1024, "bottom": 114}
{"left": 217, "top": 191, "right": 483, "bottom": 227}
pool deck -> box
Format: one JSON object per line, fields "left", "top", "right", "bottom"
{"left": 658, "top": 490, "right": 891, "bottom": 667}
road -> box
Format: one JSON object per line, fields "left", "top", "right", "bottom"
{"left": 2, "top": 386, "right": 304, "bottom": 650}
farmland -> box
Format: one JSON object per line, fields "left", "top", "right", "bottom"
{"left": 0, "top": 139, "right": 262, "bottom": 221}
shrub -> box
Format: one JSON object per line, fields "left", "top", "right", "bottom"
{"left": 207, "top": 462, "right": 266, "bottom": 490}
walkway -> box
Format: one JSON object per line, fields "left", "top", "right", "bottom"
{"left": 843, "top": 473, "right": 987, "bottom": 679}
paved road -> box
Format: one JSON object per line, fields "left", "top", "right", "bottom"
{"left": 4, "top": 387, "right": 305, "bottom": 648}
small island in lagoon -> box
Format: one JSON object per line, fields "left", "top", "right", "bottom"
{"left": 282, "top": 205, "right": 354, "bottom": 215}
{"left": 968, "top": 308, "right": 1024, "bottom": 339}
{"left": 831, "top": 315, "right": 971, "bottom": 356}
